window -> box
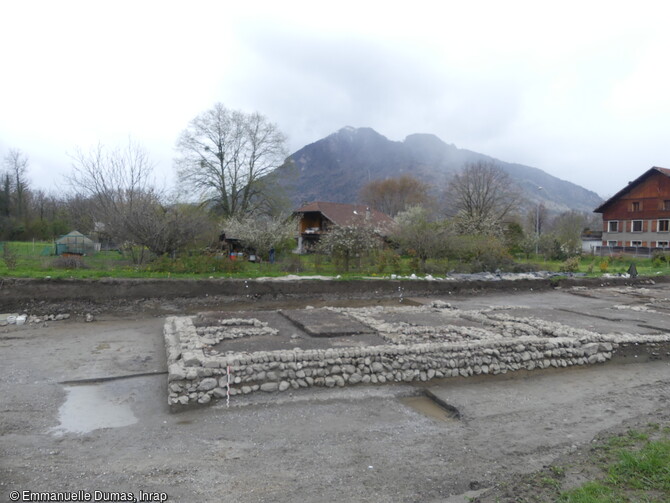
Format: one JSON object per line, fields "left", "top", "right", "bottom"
{"left": 657, "top": 241, "right": 669, "bottom": 248}
{"left": 664, "top": 200, "right": 670, "bottom": 211}
{"left": 631, "top": 240, "right": 642, "bottom": 246}
{"left": 608, "top": 221, "right": 619, "bottom": 232}
{"left": 632, "top": 220, "right": 643, "bottom": 232}
{"left": 607, "top": 241, "right": 618, "bottom": 247}
{"left": 659, "top": 219, "right": 669, "bottom": 232}
{"left": 632, "top": 201, "right": 641, "bottom": 211}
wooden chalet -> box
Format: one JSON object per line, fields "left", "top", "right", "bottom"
{"left": 293, "top": 201, "right": 395, "bottom": 252}
{"left": 594, "top": 167, "right": 670, "bottom": 250}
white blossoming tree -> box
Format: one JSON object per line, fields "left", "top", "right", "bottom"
{"left": 318, "top": 224, "right": 382, "bottom": 272}
{"left": 223, "top": 215, "right": 297, "bottom": 262}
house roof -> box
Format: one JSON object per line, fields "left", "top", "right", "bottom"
{"left": 294, "top": 201, "right": 395, "bottom": 228}
{"left": 594, "top": 166, "right": 670, "bottom": 213}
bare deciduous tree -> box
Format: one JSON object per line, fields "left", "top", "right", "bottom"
{"left": 548, "top": 210, "right": 592, "bottom": 257}
{"left": 64, "top": 194, "right": 97, "bottom": 235}
{"left": 68, "top": 140, "right": 213, "bottom": 259}
{"left": 175, "top": 103, "right": 288, "bottom": 217}
{"left": 0, "top": 172, "right": 10, "bottom": 218}
{"left": 445, "top": 161, "right": 520, "bottom": 235}
{"left": 68, "top": 139, "right": 155, "bottom": 241}
{"left": 3, "top": 148, "right": 30, "bottom": 219}
{"left": 359, "top": 175, "right": 431, "bottom": 217}
{"left": 391, "top": 206, "right": 448, "bottom": 270}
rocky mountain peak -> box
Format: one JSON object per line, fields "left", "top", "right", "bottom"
{"left": 274, "top": 127, "right": 602, "bottom": 213}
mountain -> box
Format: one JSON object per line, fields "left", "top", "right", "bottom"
{"left": 274, "top": 126, "right": 603, "bottom": 214}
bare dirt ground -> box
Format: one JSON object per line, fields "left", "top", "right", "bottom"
{"left": 1, "top": 282, "right": 669, "bottom": 503}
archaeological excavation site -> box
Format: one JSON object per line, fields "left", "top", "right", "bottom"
{"left": 3, "top": 276, "right": 670, "bottom": 503}
{"left": 165, "top": 299, "right": 670, "bottom": 408}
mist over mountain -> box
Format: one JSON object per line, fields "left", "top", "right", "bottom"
{"left": 274, "top": 127, "right": 603, "bottom": 214}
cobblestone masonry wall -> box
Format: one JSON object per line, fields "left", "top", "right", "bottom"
{"left": 164, "top": 303, "right": 670, "bottom": 408}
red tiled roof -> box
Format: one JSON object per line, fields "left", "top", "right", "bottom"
{"left": 594, "top": 166, "right": 670, "bottom": 213}
{"left": 294, "top": 201, "right": 395, "bottom": 228}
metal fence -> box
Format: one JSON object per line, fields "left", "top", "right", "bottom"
{"left": 594, "top": 245, "right": 669, "bottom": 258}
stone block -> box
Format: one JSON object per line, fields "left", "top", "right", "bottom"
{"left": 260, "top": 382, "right": 278, "bottom": 392}
{"left": 197, "top": 378, "right": 217, "bottom": 391}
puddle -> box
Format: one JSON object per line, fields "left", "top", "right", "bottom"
{"left": 443, "top": 488, "right": 490, "bottom": 502}
{"left": 51, "top": 383, "right": 137, "bottom": 435}
{"left": 400, "top": 395, "right": 459, "bottom": 423}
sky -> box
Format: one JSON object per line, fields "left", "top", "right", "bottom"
{"left": 1, "top": 0, "right": 670, "bottom": 199}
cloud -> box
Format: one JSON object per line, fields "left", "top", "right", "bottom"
{"left": 2, "top": 0, "right": 670, "bottom": 198}
{"left": 224, "top": 22, "right": 524, "bottom": 153}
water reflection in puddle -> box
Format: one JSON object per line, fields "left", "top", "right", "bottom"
{"left": 400, "top": 395, "right": 459, "bottom": 423}
{"left": 51, "top": 383, "right": 137, "bottom": 435}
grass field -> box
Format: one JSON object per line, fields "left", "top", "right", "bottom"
{"left": 518, "top": 253, "right": 670, "bottom": 278}
{"left": 1, "top": 240, "right": 669, "bottom": 279}
{"left": 560, "top": 425, "right": 670, "bottom": 503}
{"left": 492, "top": 423, "right": 670, "bottom": 503}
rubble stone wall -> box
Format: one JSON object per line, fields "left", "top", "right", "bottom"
{"left": 164, "top": 314, "right": 650, "bottom": 408}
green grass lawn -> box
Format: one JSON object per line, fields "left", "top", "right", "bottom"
{"left": 489, "top": 423, "right": 670, "bottom": 502}
{"left": 518, "top": 254, "right": 670, "bottom": 277}
{"left": 1, "top": 241, "right": 670, "bottom": 280}
{"left": 0, "top": 241, "right": 354, "bottom": 279}
{"left": 0, "top": 241, "right": 140, "bottom": 279}
{"left": 559, "top": 427, "right": 670, "bottom": 503}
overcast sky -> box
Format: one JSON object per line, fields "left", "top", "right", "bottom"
{"left": 1, "top": 1, "right": 669, "bottom": 199}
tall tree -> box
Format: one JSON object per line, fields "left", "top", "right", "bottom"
{"left": 445, "top": 161, "right": 520, "bottom": 235}
{"left": 3, "top": 148, "right": 30, "bottom": 219}
{"left": 391, "top": 205, "right": 448, "bottom": 270}
{"left": 68, "top": 140, "right": 212, "bottom": 258}
{"left": 548, "top": 210, "right": 592, "bottom": 257}
{"left": 0, "top": 172, "right": 10, "bottom": 218}
{"left": 175, "top": 103, "right": 288, "bottom": 217}
{"left": 318, "top": 222, "right": 382, "bottom": 272}
{"left": 222, "top": 215, "right": 297, "bottom": 261}
{"left": 359, "top": 175, "right": 431, "bottom": 217}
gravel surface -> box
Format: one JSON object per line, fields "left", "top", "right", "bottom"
{"left": 1, "top": 282, "right": 670, "bottom": 502}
